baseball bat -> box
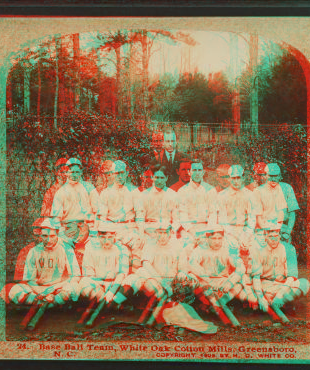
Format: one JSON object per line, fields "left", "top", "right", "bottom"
{"left": 27, "top": 301, "right": 50, "bottom": 331}
{"left": 20, "top": 297, "right": 42, "bottom": 330}
{"left": 137, "top": 294, "right": 158, "bottom": 324}
{"left": 269, "top": 304, "right": 290, "bottom": 324}
{"left": 146, "top": 293, "right": 168, "bottom": 326}
{"left": 77, "top": 298, "right": 98, "bottom": 325}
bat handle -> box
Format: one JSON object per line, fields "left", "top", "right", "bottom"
{"left": 269, "top": 304, "right": 290, "bottom": 324}
{"left": 85, "top": 299, "right": 106, "bottom": 328}
{"left": 78, "top": 298, "right": 98, "bottom": 325}
{"left": 27, "top": 301, "right": 50, "bottom": 331}
{"left": 146, "top": 293, "right": 167, "bottom": 326}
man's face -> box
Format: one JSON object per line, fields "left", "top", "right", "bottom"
{"left": 103, "top": 170, "right": 115, "bottom": 187}
{"left": 98, "top": 232, "right": 116, "bottom": 249}
{"left": 151, "top": 133, "right": 164, "bottom": 152}
{"left": 141, "top": 169, "right": 154, "bottom": 189}
{"left": 266, "top": 231, "right": 281, "bottom": 249}
{"left": 114, "top": 168, "right": 128, "bottom": 186}
{"left": 56, "top": 166, "right": 68, "bottom": 184}
{"left": 255, "top": 229, "right": 267, "bottom": 247}
{"left": 253, "top": 172, "right": 267, "bottom": 186}
{"left": 41, "top": 228, "right": 58, "bottom": 249}
{"left": 268, "top": 174, "right": 281, "bottom": 188}
{"left": 69, "top": 165, "right": 82, "bottom": 183}
{"left": 177, "top": 162, "right": 191, "bottom": 183}
{"left": 230, "top": 176, "right": 243, "bottom": 190}
{"left": 156, "top": 228, "right": 171, "bottom": 246}
{"left": 164, "top": 133, "right": 177, "bottom": 153}
{"left": 190, "top": 163, "right": 204, "bottom": 183}
{"left": 217, "top": 173, "right": 230, "bottom": 189}
{"left": 208, "top": 233, "right": 224, "bottom": 251}
{"left": 153, "top": 170, "right": 168, "bottom": 189}
{"left": 63, "top": 221, "right": 81, "bottom": 241}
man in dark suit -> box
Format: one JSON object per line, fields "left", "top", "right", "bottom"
{"left": 159, "top": 129, "right": 184, "bottom": 187}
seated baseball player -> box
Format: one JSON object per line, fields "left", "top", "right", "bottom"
{"left": 77, "top": 222, "right": 129, "bottom": 305}
{"left": 111, "top": 223, "right": 186, "bottom": 319}
{"left": 250, "top": 225, "right": 309, "bottom": 312}
{"left": 8, "top": 219, "right": 80, "bottom": 307}
{"left": 189, "top": 225, "right": 245, "bottom": 323}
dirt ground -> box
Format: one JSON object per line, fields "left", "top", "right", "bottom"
{"left": 6, "top": 266, "right": 310, "bottom": 343}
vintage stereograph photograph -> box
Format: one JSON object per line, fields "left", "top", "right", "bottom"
{"left": 0, "top": 16, "right": 309, "bottom": 361}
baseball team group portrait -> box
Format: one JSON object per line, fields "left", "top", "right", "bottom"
{"left": 3, "top": 25, "right": 309, "bottom": 343}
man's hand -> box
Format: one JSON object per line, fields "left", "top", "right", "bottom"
{"left": 221, "top": 280, "right": 233, "bottom": 294}
{"left": 248, "top": 294, "right": 259, "bottom": 310}
{"left": 258, "top": 296, "right": 269, "bottom": 312}
{"left": 104, "top": 291, "right": 115, "bottom": 303}
{"left": 44, "top": 294, "right": 55, "bottom": 303}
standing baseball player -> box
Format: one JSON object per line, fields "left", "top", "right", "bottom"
{"left": 77, "top": 222, "right": 129, "bottom": 306}
{"left": 217, "top": 165, "right": 262, "bottom": 247}
{"left": 51, "top": 158, "right": 93, "bottom": 233}
{"left": 214, "top": 164, "right": 231, "bottom": 193}
{"left": 41, "top": 158, "right": 69, "bottom": 217}
{"left": 169, "top": 159, "right": 191, "bottom": 192}
{"left": 254, "top": 163, "right": 288, "bottom": 228}
{"left": 8, "top": 219, "right": 80, "bottom": 307}
{"left": 98, "top": 160, "right": 144, "bottom": 272}
{"left": 178, "top": 160, "right": 218, "bottom": 241}
{"left": 245, "top": 162, "right": 267, "bottom": 192}
{"left": 142, "top": 164, "right": 180, "bottom": 239}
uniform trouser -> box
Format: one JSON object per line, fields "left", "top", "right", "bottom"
{"left": 121, "top": 269, "right": 173, "bottom": 298}
{"left": 77, "top": 277, "right": 114, "bottom": 300}
{"left": 8, "top": 279, "right": 75, "bottom": 305}
{"left": 112, "top": 223, "right": 144, "bottom": 272}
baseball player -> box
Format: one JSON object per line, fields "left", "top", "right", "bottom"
{"left": 245, "top": 162, "right": 267, "bottom": 192}
{"left": 189, "top": 225, "right": 245, "bottom": 314}
{"left": 215, "top": 164, "right": 231, "bottom": 193}
{"left": 254, "top": 163, "right": 288, "bottom": 228}
{"left": 51, "top": 158, "right": 94, "bottom": 234}
{"left": 178, "top": 160, "right": 218, "bottom": 241}
{"left": 8, "top": 219, "right": 80, "bottom": 307}
{"left": 217, "top": 165, "right": 262, "bottom": 247}
{"left": 97, "top": 160, "right": 144, "bottom": 272}
{"left": 169, "top": 159, "right": 192, "bottom": 192}
{"left": 142, "top": 164, "right": 180, "bottom": 239}
{"left": 41, "top": 158, "right": 69, "bottom": 217}
{"left": 111, "top": 223, "right": 187, "bottom": 320}
{"left": 77, "top": 222, "right": 129, "bottom": 305}
{"left": 251, "top": 225, "right": 309, "bottom": 312}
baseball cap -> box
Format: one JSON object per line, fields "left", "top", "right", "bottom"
{"left": 40, "top": 218, "right": 60, "bottom": 230}
{"left": 216, "top": 164, "right": 230, "bottom": 176}
{"left": 205, "top": 224, "right": 224, "bottom": 236}
{"left": 154, "top": 221, "right": 172, "bottom": 231}
{"left": 266, "top": 163, "right": 281, "bottom": 176}
{"left": 55, "top": 158, "right": 68, "bottom": 169}
{"left": 100, "top": 160, "right": 115, "bottom": 173}
{"left": 253, "top": 162, "right": 267, "bottom": 174}
{"left": 265, "top": 222, "right": 282, "bottom": 232}
{"left": 114, "top": 160, "right": 127, "bottom": 173}
{"left": 98, "top": 221, "right": 117, "bottom": 234}
{"left": 228, "top": 165, "right": 244, "bottom": 178}
{"left": 66, "top": 158, "right": 82, "bottom": 167}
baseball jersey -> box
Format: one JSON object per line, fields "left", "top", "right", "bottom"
{"left": 51, "top": 181, "right": 92, "bottom": 222}
{"left": 82, "top": 240, "right": 129, "bottom": 279}
{"left": 279, "top": 182, "right": 299, "bottom": 221}
{"left": 245, "top": 181, "right": 259, "bottom": 192}
{"left": 142, "top": 239, "right": 184, "bottom": 279}
{"left": 98, "top": 184, "right": 143, "bottom": 223}
{"left": 254, "top": 183, "right": 287, "bottom": 224}
{"left": 80, "top": 180, "right": 95, "bottom": 195}
{"left": 142, "top": 186, "right": 180, "bottom": 231}
{"left": 178, "top": 181, "right": 218, "bottom": 231}
{"left": 23, "top": 242, "right": 79, "bottom": 284}
{"left": 252, "top": 242, "right": 288, "bottom": 281}
{"left": 14, "top": 242, "right": 35, "bottom": 281}
{"left": 169, "top": 179, "right": 187, "bottom": 193}
{"left": 41, "top": 182, "right": 62, "bottom": 217}
{"left": 217, "top": 186, "right": 262, "bottom": 227}
{"left": 189, "top": 245, "right": 245, "bottom": 280}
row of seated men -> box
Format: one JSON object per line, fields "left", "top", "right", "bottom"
{"left": 5, "top": 217, "right": 309, "bottom": 333}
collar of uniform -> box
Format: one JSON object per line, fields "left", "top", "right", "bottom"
{"left": 267, "top": 182, "right": 280, "bottom": 191}
{"left": 151, "top": 185, "right": 168, "bottom": 193}
{"left": 189, "top": 179, "right": 206, "bottom": 190}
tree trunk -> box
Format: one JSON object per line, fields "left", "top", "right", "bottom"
{"left": 249, "top": 33, "right": 259, "bottom": 135}
{"left": 73, "top": 33, "right": 80, "bottom": 110}
{"left": 141, "top": 30, "right": 149, "bottom": 122}
{"left": 37, "top": 52, "right": 41, "bottom": 121}
{"left": 23, "top": 62, "right": 30, "bottom": 114}
{"left": 54, "top": 36, "right": 60, "bottom": 129}
{"left": 115, "top": 46, "right": 121, "bottom": 116}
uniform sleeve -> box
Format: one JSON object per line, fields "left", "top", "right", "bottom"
{"left": 251, "top": 252, "right": 263, "bottom": 279}
{"left": 51, "top": 188, "right": 64, "bottom": 222}
{"left": 280, "top": 183, "right": 299, "bottom": 213}
{"left": 170, "top": 191, "right": 181, "bottom": 232}
{"left": 141, "top": 243, "right": 155, "bottom": 264}
{"left": 64, "top": 247, "right": 81, "bottom": 277}
{"left": 97, "top": 190, "right": 109, "bottom": 220}
{"left": 117, "top": 243, "right": 130, "bottom": 275}
{"left": 133, "top": 190, "right": 144, "bottom": 223}
{"left": 284, "top": 242, "right": 298, "bottom": 278}
{"left": 206, "top": 188, "right": 218, "bottom": 224}
{"left": 178, "top": 188, "right": 191, "bottom": 231}
{"left": 217, "top": 193, "right": 228, "bottom": 226}
{"left": 82, "top": 247, "right": 96, "bottom": 277}
{"left": 23, "top": 249, "right": 37, "bottom": 281}
{"left": 276, "top": 186, "right": 288, "bottom": 212}
{"left": 89, "top": 189, "right": 100, "bottom": 216}
{"left": 249, "top": 190, "right": 263, "bottom": 216}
